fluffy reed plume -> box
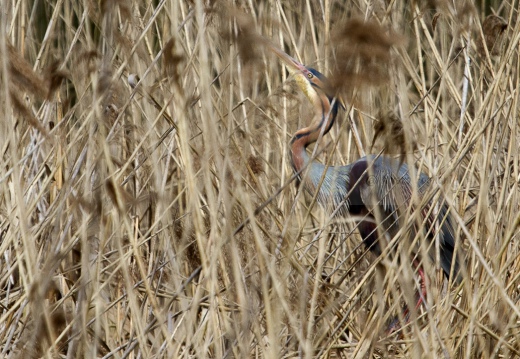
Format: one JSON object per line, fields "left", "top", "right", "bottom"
{"left": 4, "top": 43, "right": 53, "bottom": 135}
{"left": 371, "top": 111, "right": 417, "bottom": 161}
{"left": 478, "top": 14, "right": 508, "bottom": 56}
{"left": 1, "top": 1, "right": 519, "bottom": 358}
{"left": 331, "top": 18, "right": 403, "bottom": 105}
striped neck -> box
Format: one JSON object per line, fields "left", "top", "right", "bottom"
{"left": 290, "top": 93, "right": 339, "bottom": 174}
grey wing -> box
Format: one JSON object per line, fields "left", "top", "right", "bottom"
{"left": 360, "top": 157, "right": 461, "bottom": 280}
{"left": 414, "top": 171, "right": 460, "bottom": 280}
{"left": 358, "top": 157, "right": 404, "bottom": 240}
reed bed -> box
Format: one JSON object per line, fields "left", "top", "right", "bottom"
{"left": 0, "top": 0, "right": 519, "bottom": 358}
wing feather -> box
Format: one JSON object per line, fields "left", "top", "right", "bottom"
{"left": 354, "top": 156, "right": 461, "bottom": 281}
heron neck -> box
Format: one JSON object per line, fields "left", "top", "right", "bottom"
{"left": 290, "top": 95, "right": 338, "bottom": 174}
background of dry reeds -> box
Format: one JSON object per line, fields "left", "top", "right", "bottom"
{"left": 1, "top": 0, "right": 519, "bottom": 358}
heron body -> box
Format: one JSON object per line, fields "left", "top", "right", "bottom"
{"left": 270, "top": 44, "right": 461, "bottom": 282}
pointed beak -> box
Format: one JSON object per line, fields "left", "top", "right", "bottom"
{"left": 267, "top": 40, "right": 346, "bottom": 111}
{"left": 267, "top": 43, "right": 307, "bottom": 75}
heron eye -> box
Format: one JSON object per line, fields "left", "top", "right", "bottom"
{"left": 307, "top": 73, "right": 313, "bottom": 79}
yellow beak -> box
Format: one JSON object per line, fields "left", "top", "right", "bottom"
{"left": 267, "top": 42, "right": 307, "bottom": 75}
{"left": 267, "top": 41, "right": 345, "bottom": 110}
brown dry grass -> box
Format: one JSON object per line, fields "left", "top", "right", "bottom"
{"left": 0, "top": 1, "right": 519, "bottom": 358}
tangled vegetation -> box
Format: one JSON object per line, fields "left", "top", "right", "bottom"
{"left": 0, "top": 0, "right": 519, "bottom": 358}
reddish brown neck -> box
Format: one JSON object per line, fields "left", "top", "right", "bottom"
{"left": 289, "top": 91, "right": 336, "bottom": 174}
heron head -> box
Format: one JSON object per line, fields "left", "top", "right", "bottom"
{"left": 269, "top": 44, "right": 345, "bottom": 110}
